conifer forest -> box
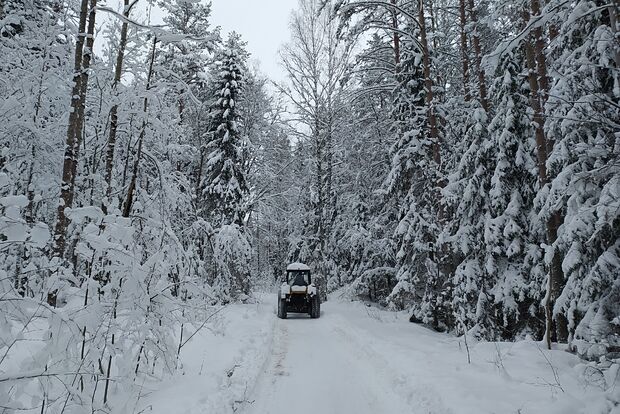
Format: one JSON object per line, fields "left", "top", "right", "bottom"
{"left": 0, "top": 0, "right": 618, "bottom": 413}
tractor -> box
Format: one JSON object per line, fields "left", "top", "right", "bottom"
{"left": 277, "top": 262, "right": 321, "bottom": 319}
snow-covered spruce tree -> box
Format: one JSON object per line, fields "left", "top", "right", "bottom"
{"left": 201, "top": 33, "right": 251, "bottom": 300}
{"left": 485, "top": 51, "right": 545, "bottom": 340}
{"left": 444, "top": 47, "right": 546, "bottom": 341}
{"left": 384, "top": 25, "right": 448, "bottom": 331}
{"left": 443, "top": 99, "right": 497, "bottom": 339}
{"left": 542, "top": 0, "right": 620, "bottom": 358}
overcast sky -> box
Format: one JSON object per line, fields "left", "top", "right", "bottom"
{"left": 97, "top": 1, "right": 296, "bottom": 83}
{"left": 210, "top": 0, "right": 296, "bottom": 82}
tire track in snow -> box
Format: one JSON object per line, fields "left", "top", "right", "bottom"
{"left": 328, "top": 312, "right": 454, "bottom": 414}
{"left": 243, "top": 303, "right": 418, "bottom": 414}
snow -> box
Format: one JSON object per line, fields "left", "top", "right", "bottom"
{"left": 140, "top": 293, "right": 612, "bottom": 414}
{"left": 0, "top": 195, "right": 29, "bottom": 208}
{"left": 138, "top": 300, "right": 274, "bottom": 414}
{"left": 286, "top": 262, "right": 310, "bottom": 271}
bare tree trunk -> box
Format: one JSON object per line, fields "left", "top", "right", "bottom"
{"left": 466, "top": 0, "right": 488, "bottom": 112}
{"left": 418, "top": 0, "right": 440, "bottom": 166}
{"left": 53, "top": 0, "right": 97, "bottom": 259}
{"left": 123, "top": 37, "right": 157, "bottom": 218}
{"left": 104, "top": 0, "right": 136, "bottom": 214}
{"left": 523, "top": 37, "right": 548, "bottom": 186}
{"left": 530, "top": 0, "right": 550, "bottom": 107}
{"left": 459, "top": 0, "right": 471, "bottom": 101}
{"left": 609, "top": 0, "right": 620, "bottom": 68}
{"left": 69, "top": 0, "right": 97, "bottom": 206}
{"left": 195, "top": 146, "right": 205, "bottom": 198}
{"left": 390, "top": 0, "right": 400, "bottom": 65}
{"left": 121, "top": 115, "right": 134, "bottom": 193}
{"left": 531, "top": 0, "right": 567, "bottom": 345}
{"left": 522, "top": 7, "right": 566, "bottom": 348}
{"left": 54, "top": 0, "right": 88, "bottom": 257}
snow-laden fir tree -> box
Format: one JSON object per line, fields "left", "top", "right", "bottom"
{"left": 202, "top": 32, "right": 249, "bottom": 226}
{"left": 384, "top": 27, "right": 446, "bottom": 328}
{"left": 485, "top": 51, "right": 545, "bottom": 339}
{"left": 542, "top": 0, "right": 620, "bottom": 358}
{"left": 443, "top": 100, "right": 497, "bottom": 338}
{"left": 201, "top": 33, "right": 252, "bottom": 300}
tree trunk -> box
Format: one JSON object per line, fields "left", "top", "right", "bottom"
{"left": 104, "top": 0, "right": 135, "bottom": 214}
{"left": 122, "top": 37, "right": 157, "bottom": 218}
{"left": 466, "top": 0, "right": 488, "bottom": 112}
{"left": 53, "top": 0, "right": 97, "bottom": 259}
{"left": 530, "top": 0, "right": 567, "bottom": 344}
{"left": 523, "top": 35, "right": 548, "bottom": 186}
{"left": 609, "top": 0, "right": 620, "bottom": 68}
{"left": 530, "top": 0, "right": 550, "bottom": 108}
{"left": 522, "top": 7, "right": 566, "bottom": 348}
{"left": 390, "top": 0, "right": 400, "bottom": 65}
{"left": 53, "top": 0, "right": 89, "bottom": 258}
{"left": 69, "top": 0, "right": 97, "bottom": 206}
{"left": 418, "top": 0, "right": 440, "bottom": 166}
{"left": 195, "top": 146, "right": 206, "bottom": 198}
{"left": 459, "top": 0, "right": 471, "bottom": 101}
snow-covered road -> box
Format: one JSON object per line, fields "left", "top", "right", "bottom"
{"left": 142, "top": 293, "right": 613, "bottom": 414}
{"left": 246, "top": 308, "right": 415, "bottom": 414}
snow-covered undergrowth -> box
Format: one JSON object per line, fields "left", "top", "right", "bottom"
{"left": 136, "top": 297, "right": 275, "bottom": 414}
{"left": 328, "top": 298, "right": 619, "bottom": 414}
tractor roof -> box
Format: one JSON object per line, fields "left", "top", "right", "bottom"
{"left": 287, "top": 262, "right": 310, "bottom": 271}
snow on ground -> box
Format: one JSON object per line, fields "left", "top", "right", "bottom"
{"left": 138, "top": 299, "right": 274, "bottom": 414}
{"left": 143, "top": 292, "right": 616, "bottom": 414}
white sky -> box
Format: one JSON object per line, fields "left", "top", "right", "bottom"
{"left": 209, "top": 0, "right": 295, "bottom": 82}
{"left": 96, "top": 1, "right": 296, "bottom": 83}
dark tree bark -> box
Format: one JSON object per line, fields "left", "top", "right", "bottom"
{"left": 123, "top": 37, "right": 157, "bottom": 218}
{"left": 390, "top": 0, "right": 400, "bottom": 65}
{"left": 459, "top": 0, "right": 471, "bottom": 101}
{"left": 522, "top": 5, "right": 567, "bottom": 348}
{"left": 53, "top": 0, "right": 97, "bottom": 259}
{"left": 418, "top": 0, "right": 440, "bottom": 166}
{"left": 466, "top": 0, "right": 488, "bottom": 112}
{"left": 104, "top": 0, "right": 136, "bottom": 214}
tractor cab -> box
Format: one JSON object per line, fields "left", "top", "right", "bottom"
{"left": 286, "top": 263, "right": 311, "bottom": 287}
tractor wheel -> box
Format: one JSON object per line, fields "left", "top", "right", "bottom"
{"left": 310, "top": 295, "right": 321, "bottom": 319}
{"left": 277, "top": 297, "right": 287, "bottom": 319}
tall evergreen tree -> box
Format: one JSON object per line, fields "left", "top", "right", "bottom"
{"left": 543, "top": 0, "right": 620, "bottom": 357}
{"left": 201, "top": 32, "right": 249, "bottom": 226}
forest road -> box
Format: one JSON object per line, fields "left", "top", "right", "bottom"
{"left": 243, "top": 299, "right": 422, "bottom": 414}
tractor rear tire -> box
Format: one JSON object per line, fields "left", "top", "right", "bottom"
{"left": 310, "top": 294, "right": 321, "bottom": 319}
{"left": 277, "top": 297, "right": 287, "bottom": 319}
